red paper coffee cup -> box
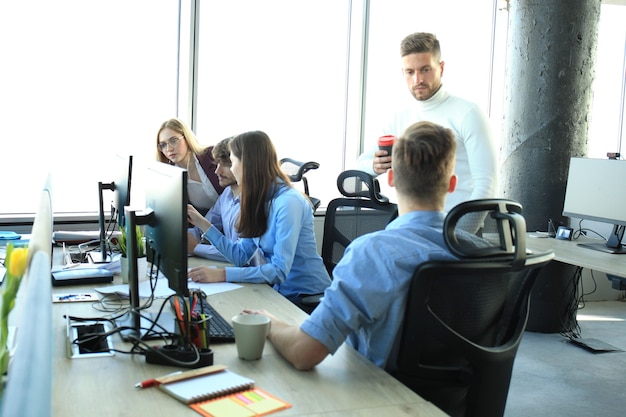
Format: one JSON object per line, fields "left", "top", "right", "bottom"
{"left": 377, "top": 135, "right": 396, "bottom": 154}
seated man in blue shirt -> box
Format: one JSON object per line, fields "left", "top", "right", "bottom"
{"left": 245, "top": 120, "right": 464, "bottom": 370}
{"left": 187, "top": 137, "right": 240, "bottom": 261}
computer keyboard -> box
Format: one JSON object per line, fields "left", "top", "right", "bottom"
{"left": 169, "top": 295, "right": 235, "bottom": 343}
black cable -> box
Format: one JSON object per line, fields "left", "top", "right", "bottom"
{"left": 63, "top": 254, "right": 206, "bottom": 366}
{"left": 64, "top": 314, "right": 119, "bottom": 323}
{"left": 578, "top": 269, "right": 598, "bottom": 310}
{"left": 573, "top": 219, "right": 608, "bottom": 242}
{"left": 133, "top": 337, "right": 201, "bottom": 366}
{"left": 136, "top": 293, "right": 176, "bottom": 338}
{"left": 91, "top": 293, "right": 129, "bottom": 314}
{"left": 559, "top": 266, "right": 582, "bottom": 340}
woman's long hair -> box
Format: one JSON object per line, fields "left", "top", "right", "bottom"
{"left": 229, "top": 131, "right": 291, "bottom": 237}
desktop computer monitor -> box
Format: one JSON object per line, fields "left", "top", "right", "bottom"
{"left": 562, "top": 157, "right": 626, "bottom": 254}
{"left": 144, "top": 161, "right": 189, "bottom": 295}
{"left": 121, "top": 161, "right": 188, "bottom": 340}
{"left": 92, "top": 154, "right": 133, "bottom": 263}
{"left": 112, "top": 154, "right": 133, "bottom": 229}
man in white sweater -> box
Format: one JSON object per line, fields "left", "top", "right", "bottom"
{"left": 357, "top": 32, "right": 498, "bottom": 229}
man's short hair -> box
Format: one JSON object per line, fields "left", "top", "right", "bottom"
{"left": 392, "top": 121, "right": 456, "bottom": 205}
{"left": 400, "top": 32, "right": 441, "bottom": 61}
{"left": 212, "top": 137, "right": 232, "bottom": 165}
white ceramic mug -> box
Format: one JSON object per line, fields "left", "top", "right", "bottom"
{"left": 231, "top": 314, "right": 271, "bottom": 360}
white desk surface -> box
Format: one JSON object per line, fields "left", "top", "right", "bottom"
{"left": 51, "top": 254, "right": 448, "bottom": 417}
{"left": 526, "top": 234, "right": 626, "bottom": 276}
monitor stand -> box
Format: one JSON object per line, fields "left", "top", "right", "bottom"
{"left": 577, "top": 224, "right": 626, "bottom": 254}
{"left": 577, "top": 242, "right": 626, "bottom": 255}
{"left": 95, "top": 181, "right": 115, "bottom": 264}
{"left": 116, "top": 311, "right": 176, "bottom": 341}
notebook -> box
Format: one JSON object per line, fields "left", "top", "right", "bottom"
{"left": 159, "top": 368, "right": 255, "bottom": 404}
{"left": 156, "top": 365, "right": 291, "bottom": 417}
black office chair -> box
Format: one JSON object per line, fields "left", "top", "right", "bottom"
{"left": 300, "top": 170, "right": 398, "bottom": 310}
{"left": 320, "top": 169, "right": 398, "bottom": 275}
{"left": 301, "top": 170, "right": 398, "bottom": 311}
{"left": 386, "top": 199, "right": 554, "bottom": 417}
{"left": 279, "top": 158, "right": 321, "bottom": 212}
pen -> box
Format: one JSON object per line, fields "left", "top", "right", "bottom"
{"left": 199, "top": 313, "right": 208, "bottom": 349}
{"left": 134, "top": 365, "right": 227, "bottom": 389}
{"left": 173, "top": 296, "right": 185, "bottom": 336}
{"left": 184, "top": 297, "right": 191, "bottom": 336}
{"left": 55, "top": 293, "right": 95, "bottom": 302}
{"left": 59, "top": 294, "right": 77, "bottom": 300}
{"left": 190, "top": 292, "right": 198, "bottom": 314}
{"left": 58, "top": 294, "right": 93, "bottom": 300}
{"left": 135, "top": 370, "right": 183, "bottom": 389}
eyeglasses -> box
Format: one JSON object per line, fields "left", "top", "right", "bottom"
{"left": 158, "top": 136, "right": 183, "bottom": 151}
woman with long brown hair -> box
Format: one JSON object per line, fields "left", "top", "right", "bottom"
{"left": 187, "top": 131, "right": 331, "bottom": 312}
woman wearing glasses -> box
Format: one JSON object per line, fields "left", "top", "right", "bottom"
{"left": 156, "top": 118, "right": 224, "bottom": 214}
{"left": 186, "top": 130, "right": 331, "bottom": 313}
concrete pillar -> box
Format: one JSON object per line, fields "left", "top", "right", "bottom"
{"left": 501, "top": 0, "right": 601, "bottom": 231}
{"left": 502, "top": 0, "right": 601, "bottom": 334}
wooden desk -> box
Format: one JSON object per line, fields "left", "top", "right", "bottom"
{"left": 51, "top": 256, "right": 447, "bottom": 417}
{"left": 526, "top": 235, "right": 626, "bottom": 276}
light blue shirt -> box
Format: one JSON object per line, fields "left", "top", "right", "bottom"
{"left": 189, "top": 186, "right": 240, "bottom": 262}
{"left": 300, "top": 210, "right": 459, "bottom": 368}
{"left": 205, "top": 183, "right": 331, "bottom": 298}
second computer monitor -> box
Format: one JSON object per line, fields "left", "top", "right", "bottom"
{"left": 93, "top": 154, "right": 133, "bottom": 263}
{"left": 144, "top": 161, "right": 189, "bottom": 295}
{"left": 112, "top": 154, "right": 133, "bottom": 228}
{"left": 121, "top": 161, "right": 188, "bottom": 340}
{"left": 562, "top": 157, "right": 626, "bottom": 254}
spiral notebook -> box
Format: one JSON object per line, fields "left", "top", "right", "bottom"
{"left": 159, "top": 368, "right": 255, "bottom": 404}
{"left": 157, "top": 366, "right": 291, "bottom": 417}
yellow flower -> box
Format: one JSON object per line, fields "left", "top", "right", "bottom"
{"left": 7, "top": 247, "right": 28, "bottom": 278}
{"left": 2, "top": 244, "right": 29, "bottom": 388}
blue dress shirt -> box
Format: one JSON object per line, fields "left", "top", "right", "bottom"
{"left": 189, "top": 186, "right": 240, "bottom": 262}
{"left": 205, "top": 183, "right": 331, "bottom": 298}
{"left": 300, "top": 210, "right": 461, "bottom": 368}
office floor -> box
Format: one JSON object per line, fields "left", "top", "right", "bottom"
{"left": 505, "top": 300, "right": 626, "bottom": 417}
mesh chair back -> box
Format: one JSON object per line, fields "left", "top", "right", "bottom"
{"left": 387, "top": 199, "right": 554, "bottom": 417}
{"left": 279, "top": 158, "right": 321, "bottom": 211}
{"left": 321, "top": 170, "right": 397, "bottom": 275}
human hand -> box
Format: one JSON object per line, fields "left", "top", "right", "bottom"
{"left": 188, "top": 266, "right": 226, "bottom": 283}
{"left": 187, "top": 204, "right": 211, "bottom": 230}
{"left": 187, "top": 231, "right": 199, "bottom": 254}
{"left": 241, "top": 309, "right": 278, "bottom": 322}
{"left": 373, "top": 149, "right": 392, "bottom": 174}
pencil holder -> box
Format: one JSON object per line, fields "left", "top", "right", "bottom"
{"left": 175, "top": 315, "right": 211, "bottom": 350}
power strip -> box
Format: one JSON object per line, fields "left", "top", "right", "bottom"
{"left": 145, "top": 345, "right": 214, "bottom": 368}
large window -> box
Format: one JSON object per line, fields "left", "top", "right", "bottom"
{"left": 588, "top": 4, "right": 626, "bottom": 158}
{"left": 192, "top": 0, "right": 501, "bottom": 207}
{"left": 0, "top": 0, "right": 624, "bottom": 222}
{"left": 363, "top": 1, "right": 499, "bottom": 139}
{"left": 0, "top": 1, "right": 179, "bottom": 216}
{"left": 361, "top": 1, "right": 501, "bottom": 199}
{"left": 194, "top": 0, "right": 352, "bottom": 207}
